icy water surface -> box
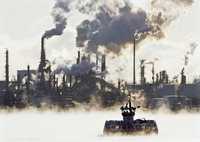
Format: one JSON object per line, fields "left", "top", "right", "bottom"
{"left": 0, "top": 110, "right": 200, "bottom": 142}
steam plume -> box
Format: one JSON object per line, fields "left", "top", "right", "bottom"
{"left": 52, "top": 57, "right": 95, "bottom": 77}
{"left": 184, "top": 42, "right": 198, "bottom": 66}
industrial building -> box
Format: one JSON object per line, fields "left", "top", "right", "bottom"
{"left": 125, "top": 41, "right": 200, "bottom": 110}
{"left": 0, "top": 34, "right": 200, "bottom": 110}
{"left": 0, "top": 36, "right": 124, "bottom": 109}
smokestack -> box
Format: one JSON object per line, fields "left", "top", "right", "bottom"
{"left": 77, "top": 51, "right": 81, "bottom": 64}
{"left": 96, "top": 54, "right": 99, "bottom": 71}
{"left": 53, "top": 74, "right": 56, "bottom": 89}
{"left": 69, "top": 75, "right": 72, "bottom": 88}
{"left": 118, "top": 79, "right": 121, "bottom": 90}
{"left": 5, "top": 50, "right": 9, "bottom": 90}
{"left": 48, "top": 66, "right": 52, "bottom": 89}
{"left": 133, "top": 37, "right": 136, "bottom": 87}
{"left": 156, "top": 73, "right": 159, "bottom": 84}
{"left": 62, "top": 74, "right": 66, "bottom": 88}
{"left": 26, "top": 65, "right": 31, "bottom": 95}
{"left": 38, "top": 36, "right": 46, "bottom": 89}
{"left": 101, "top": 55, "right": 106, "bottom": 73}
{"left": 181, "top": 68, "right": 186, "bottom": 85}
{"left": 152, "top": 63, "right": 155, "bottom": 84}
{"left": 140, "top": 60, "right": 146, "bottom": 85}
{"left": 41, "top": 36, "right": 46, "bottom": 66}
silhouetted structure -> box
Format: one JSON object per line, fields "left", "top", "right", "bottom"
{"left": 38, "top": 36, "right": 46, "bottom": 89}
{"left": 103, "top": 98, "right": 158, "bottom": 135}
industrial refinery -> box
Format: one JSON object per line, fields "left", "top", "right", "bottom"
{"left": 0, "top": 36, "right": 126, "bottom": 109}
{"left": 1, "top": 0, "right": 200, "bottom": 142}
{"left": 0, "top": 34, "right": 200, "bottom": 111}
{"left": 0, "top": 0, "right": 200, "bottom": 112}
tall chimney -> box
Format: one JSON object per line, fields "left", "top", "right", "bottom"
{"left": 181, "top": 68, "right": 186, "bottom": 85}
{"left": 38, "top": 36, "right": 46, "bottom": 89}
{"left": 5, "top": 50, "right": 9, "bottom": 90}
{"left": 53, "top": 74, "right": 56, "bottom": 89}
{"left": 101, "top": 55, "right": 106, "bottom": 73}
{"left": 26, "top": 65, "right": 31, "bottom": 95}
{"left": 140, "top": 59, "right": 146, "bottom": 85}
{"left": 62, "top": 74, "right": 66, "bottom": 88}
{"left": 77, "top": 51, "right": 81, "bottom": 64}
{"left": 133, "top": 37, "right": 136, "bottom": 87}
{"left": 48, "top": 65, "right": 52, "bottom": 89}
{"left": 118, "top": 79, "right": 121, "bottom": 90}
{"left": 96, "top": 54, "right": 99, "bottom": 71}
{"left": 152, "top": 63, "right": 155, "bottom": 84}
{"left": 69, "top": 75, "right": 72, "bottom": 88}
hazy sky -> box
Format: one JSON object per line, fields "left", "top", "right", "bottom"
{"left": 0, "top": 0, "right": 199, "bottom": 83}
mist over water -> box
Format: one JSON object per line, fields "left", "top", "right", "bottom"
{"left": 0, "top": 110, "right": 199, "bottom": 142}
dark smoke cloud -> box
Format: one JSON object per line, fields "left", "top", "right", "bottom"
{"left": 44, "top": 0, "right": 133, "bottom": 40}
{"left": 75, "top": 0, "right": 194, "bottom": 54}
{"left": 43, "top": 0, "right": 73, "bottom": 39}
{"left": 43, "top": 13, "right": 67, "bottom": 39}
{"left": 76, "top": 5, "right": 163, "bottom": 54}
{"left": 45, "top": 0, "right": 194, "bottom": 53}
{"left": 70, "top": 60, "right": 95, "bottom": 76}
{"left": 54, "top": 0, "right": 71, "bottom": 12}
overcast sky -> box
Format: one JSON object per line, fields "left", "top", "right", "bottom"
{"left": 0, "top": 0, "right": 199, "bottom": 83}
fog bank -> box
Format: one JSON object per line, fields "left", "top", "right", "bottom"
{"left": 0, "top": 110, "right": 199, "bottom": 142}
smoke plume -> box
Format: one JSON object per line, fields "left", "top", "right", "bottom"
{"left": 45, "top": 0, "right": 194, "bottom": 53}
{"left": 76, "top": 0, "right": 195, "bottom": 54}
{"left": 184, "top": 42, "right": 198, "bottom": 66}
{"left": 76, "top": 0, "right": 188, "bottom": 54}
{"left": 43, "top": 0, "right": 73, "bottom": 39}
{"left": 76, "top": 6, "right": 163, "bottom": 54}
{"left": 70, "top": 59, "right": 95, "bottom": 76}
{"left": 52, "top": 57, "right": 95, "bottom": 77}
